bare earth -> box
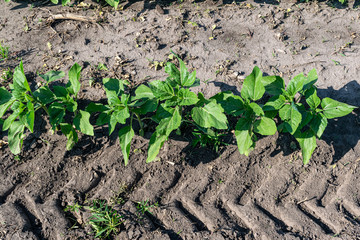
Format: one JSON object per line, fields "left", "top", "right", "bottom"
{"left": 1, "top": 0, "right": 360, "bottom": 239}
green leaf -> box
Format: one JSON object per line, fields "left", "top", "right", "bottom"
{"left": 103, "top": 78, "right": 126, "bottom": 96}
{"left": 146, "top": 133, "right": 168, "bottom": 163}
{"left": 118, "top": 126, "right": 134, "bottom": 166}
{"left": 39, "top": 70, "right": 65, "bottom": 83}
{"left": 53, "top": 86, "right": 68, "bottom": 99}
{"left": 151, "top": 104, "right": 172, "bottom": 123}
{"left": 310, "top": 113, "right": 328, "bottom": 138}
{"left": 0, "top": 87, "right": 12, "bottom": 105}
{"left": 8, "top": 121, "right": 25, "bottom": 155}
{"left": 321, "top": 98, "right": 356, "bottom": 119}
{"left": 149, "top": 80, "right": 174, "bottom": 100}
{"left": 60, "top": 123, "right": 78, "bottom": 151}
{"left": 305, "top": 87, "right": 321, "bottom": 109}
{"left": 241, "top": 66, "right": 264, "bottom": 101}
{"left": 3, "top": 105, "right": 24, "bottom": 131}
{"left": 303, "top": 69, "right": 318, "bottom": 92}
{"left": 210, "top": 91, "right": 244, "bottom": 116}
{"left": 287, "top": 73, "right": 305, "bottom": 97}
{"left": 155, "top": 106, "right": 181, "bottom": 136}
{"left": 65, "top": 98, "right": 78, "bottom": 112}
{"left": 96, "top": 112, "right": 110, "bottom": 126}
{"left": 263, "top": 95, "right": 286, "bottom": 111}
{"left": 131, "top": 99, "right": 158, "bottom": 115}
{"left": 33, "top": 86, "right": 56, "bottom": 105}
{"left": 261, "top": 76, "right": 285, "bottom": 96}
{"left": 179, "top": 58, "right": 190, "bottom": 87}
{"left": 164, "top": 62, "right": 180, "bottom": 86}
{"left": 234, "top": 118, "right": 253, "bottom": 156}
{"left": 295, "top": 130, "right": 317, "bottom": 165}
{"left": 19, "top": 101, "right": 34, "bottom": 132}
{"left": 254, "top": 117, "right": 277, "bottom": 135}
{"left": 0, "top": 100, "right": 15, "bottom": 119}
{"left": 249, "top": 102, "right": 264, "bottom": 116}
{"left": 279, "top": 103, "right": 302, "bottom": 134}
{"left": 132, "top": 85, "right": 155, "bottom": 100}
{"left": 68, "top": 63, "right": 81, "bottom": 96}
{"left": 48, "top": 102, "right": 66, "bottom": 129}
{"left": 85, "top": 103, "right": 109, "bottom": 113}
{"left": 177, "top": 88, "right": 198, "bottom": 106}
{"left": 74, "top": 110, "right": 94, "bottom": 136}
{"left": 13, "top": 61, "right": 30, "bottom": 100}
{"left": 191, "top": 101, "right": 228, "bottom": 130}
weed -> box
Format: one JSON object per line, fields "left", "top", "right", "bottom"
{"left": 136, "top": 199, "right": 158, "bottom": 216}
{"left": 0, "top": 42, "right": 9, "bottom": 61}
{"left": 86, "top": 200, "right": 124, "bottom": 239}
{"left": 65, "top": 202, "right": 82, "bottom": 213}
{"left": 192, "top": 128, "right": 228, "bottom": 152}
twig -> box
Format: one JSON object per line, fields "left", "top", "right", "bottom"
{"left": 48, "top": 13, "right": 96, "bottom": 23}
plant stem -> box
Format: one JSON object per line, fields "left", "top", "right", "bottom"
{"left": 135, "top": 113, "right": 144, "bottom": 136}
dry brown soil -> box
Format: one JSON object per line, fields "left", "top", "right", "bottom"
{"left": 1, "top": 0, "right": 360, "bottom": 239}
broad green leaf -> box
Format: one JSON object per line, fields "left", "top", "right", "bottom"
{"left": 65, "top": 98, "right": 78, "bottom": 113}
{"left": 241, "top": 66, "right": 264, "bottom": 101}
{"left": 0, "top": 100, "right": 15, "bottom": 118}
{"left": 305, "top": 87, "right": 321, "bottom": 109}
{"left": 74, "top": 110, "right": 94, "bottom": 136}
{"left": 85, "top": 103, "right": 109, "bottom": 113}
{"left": 191, "top": 101, "right": 228, "bottom": 130}
{"left": 179, "top": 58, "right": 190, "bottom": 86}
{"left": 298, "top": 108, "right": 314, "bottom": 130}
{"left": 131, "top": 99, "right": 158, "bottom": 115}
{"left": 164, "top": 62, "right": 180, "bottom": 86}
{"left": 254, "top": 117, "right": 277, "bottom": 135}
{"left": 295, "top": 130, "right": 317, "bottom": 165}
{"left": 151, "top": 104, "right": 173, "bottom": 123}
{"left": 33, "top": 86, "right": 56, "bottom": 105}
{"left": 261, "top": 76, "right": 285, "bottom": 96}
{"left": 210, "top": 91, "right": 244, "bottom": 116}
{"left": 263, "top": 95, "right": 286, "bottom": 111}
{"left": 105, "top": 0, "right": 119, "bottom": 9}
{"left": 287, "top": 73, "right": 305, "bottom": 97}
{"left": 60, "top": 123, "right": 78, "bottom": 150}
{"left": 156, "top": 106, "right": 181, "bottom": 136}
{"left": 105, "top": 89, "right": 121, "bottom": 106}
{"left": 8, "top": 121, "right": 25, "bottom": 155}
{"left": 321, "top": 98, "right": 356, "bottom": 119}
{"left": 149, "top": 80, "right": 174, "bottom": 100}
{"left": 113, "top": 106, "right": 130, "bottom": 124}
{"left": 3, "top": 105, "right": 24, "bottom": 131}
{"left": 279, "top": 103, "right": 302, "bottom": 134}
{"left": 96, "top": 112, "right": 110, "bottom": 126}
{"left": 310, "top": 113, "right": 327, "bottom": 138}
{"left": 48, "top": 102, "right": 66, "bottom": 129}
{"left": 109, "top": 106, "right": 130, "bottom": 135}
{"left": 249, "top": 102, "right": 264, "bottom": 116}
{"left": 303, "top": 69, "right": 318, "bottom": 91}
{"left": 53, "top": 86, "right": 68, "bottom": 98}
{"left": 118, "top": 126, "right": 134, "bottom": 166}
{"left": 234, "top": 118, "right": 253, "bottom": 156}
{"left": 146, "top": 133, "right": 167, "bottom": 163}
{"left": 177, "top": 88, "right": 198, "bottom": 106}
{"left": 68, "top": 63, "right": 81, "bottom": 96}
{"left": 132, "top": 85, "right": 155, "bottom": 100}
{"left": 13, "top": 61, "right": 31, "bottom": 93}
{"left": 39, "top": 70, "right": 65, "bottom": 83}
{"left": 103, "top": 78, "right": 125, "bottom": 96}
{"left": 19, "top": 101, "right": 34, "bottom": 132}
{"left": 0, "top": 87, "right": 12, "bottom": 105}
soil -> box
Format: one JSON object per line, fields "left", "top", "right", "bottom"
{"left": 1, "top": 0, "right": 360, "bottom": 239}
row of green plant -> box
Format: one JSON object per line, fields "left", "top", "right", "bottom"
{"left": 0, "top": 54, "right": 357, "bottom": 164}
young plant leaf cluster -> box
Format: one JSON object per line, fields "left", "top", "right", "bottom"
{"left": 0, "top": 58, "right": 357, "bottom": 165}
{"left": 0, "top": 61, "right": 93, "bottom": 154}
